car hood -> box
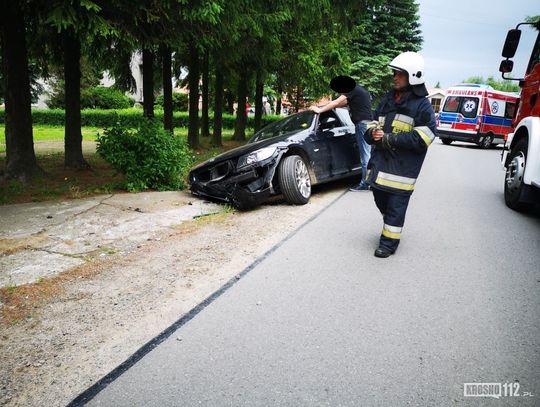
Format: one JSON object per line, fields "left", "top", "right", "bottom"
{"left": 191, "top": 130, "right": 309, "bottom": 171}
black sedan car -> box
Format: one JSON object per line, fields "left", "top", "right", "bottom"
{"left": 189, "top": 108, "right": 363, "bottom": 209}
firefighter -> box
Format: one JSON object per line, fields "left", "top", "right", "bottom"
{"left": 364, "top": 51, "right": 437, "bottom": 258}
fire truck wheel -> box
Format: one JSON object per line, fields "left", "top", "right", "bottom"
{"left": 504, "top": 139, "right": 532, "bottom": 211}
{"left": 480, "top": 134, "right": 493, "bottom": 149}
{"left": 441, "top": 138, "right": 452, "bottom": 145}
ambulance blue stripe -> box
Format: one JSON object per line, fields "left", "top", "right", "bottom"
{"left": 439, "top": 113, "right": 458, "bottom": 120}
{"left": 439, "top": 113, "right": 512, "bottom": 127}
{"left": 439, "top": 113, "right": 476, "bottom": 124}
{"left": 481, "top": 116, "right": 512, "bottom": 126}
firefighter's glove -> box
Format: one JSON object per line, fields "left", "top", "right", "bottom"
{"left": 381, "top": 133, "right": 398, "bottom": 150}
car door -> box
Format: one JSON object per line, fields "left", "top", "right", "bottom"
{"left": 302, "top": 121, "right": 333, "bottom": 183}
{"left": 303, "top": 111, "right": 360, "bottom": 182}
{"left": 324, "top": 110, "right": 360, "bottom": 176}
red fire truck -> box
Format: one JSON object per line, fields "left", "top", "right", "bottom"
{"left": 499, "top": 21, "right": 540, "bottom": 211}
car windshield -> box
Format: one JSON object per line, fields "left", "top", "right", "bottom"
{"left": 250, "top": 111, "right": 315, "bottom": 142}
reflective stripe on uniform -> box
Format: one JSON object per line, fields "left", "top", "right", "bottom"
{"left": 415, "top": 126, "right": 436, "bottom": 146}
{"left": 391, "top": 114, "right": 414, "bottom": 133}
{"left": 375, "top": 171, "right": 417, "bottom": 191}
{"left": 382, "top": 224, "right": 402, "bottom": 239}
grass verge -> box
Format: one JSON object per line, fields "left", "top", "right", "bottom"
{"left": 0, "top": 126, "right": 251, "bottom": 205}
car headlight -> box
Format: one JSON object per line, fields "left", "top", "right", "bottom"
{"left": 237, "top": 146, "right": 278, "bottom": 169}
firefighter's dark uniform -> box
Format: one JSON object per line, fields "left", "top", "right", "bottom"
{"left": 364, "top": 89, "right": 437, "bottom": 253}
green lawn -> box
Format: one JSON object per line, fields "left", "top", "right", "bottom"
{"left": 0, "top": 125, "right": 103, "bottom": 154}
{"left": 0, "top": 125, "right": 102, "bottom": 142}
{"left": 0, "top": 124, "right": 252, "bottom": 205}
{"left": 0, "top": 125, "right": 252, "bottom": 155}
{"left": 0, "top": 125, "right": 249, "bottom": 143}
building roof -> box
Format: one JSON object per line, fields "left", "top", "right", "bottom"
{"left": 427, "top": 88, "right": 445, "bottom": 98}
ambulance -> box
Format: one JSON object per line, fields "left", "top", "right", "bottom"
{"left": 436, "top": 84, "right": 518, "bottom": 148}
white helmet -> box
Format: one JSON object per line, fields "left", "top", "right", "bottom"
{"left": 388, "top": 51, "right": 425, "bottom": 85}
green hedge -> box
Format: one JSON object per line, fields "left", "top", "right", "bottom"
{"left": 46, "top": 86, "right": 134, "bottom": 110}
{"left": 0, "top": 108, "right": 282, "bottom": 129}
{"left": 81, "top": 86, "right": 134, "bottom": 109}
{"left": 155, "top": 92, "right": 189, "bottom": 112}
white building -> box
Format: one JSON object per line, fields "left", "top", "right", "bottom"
{"left": 427, "top": 87, "right": 445, "bottom": 113}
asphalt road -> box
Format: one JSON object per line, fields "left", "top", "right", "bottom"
{"left": 79, "top": 141, "right": 540, "bottom": 406}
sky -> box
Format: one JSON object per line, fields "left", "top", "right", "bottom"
{"left": 417, "top": 0, "right": 538, "bottom": 89}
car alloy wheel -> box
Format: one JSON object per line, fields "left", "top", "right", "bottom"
{"left": 295, "top": 158, "right": 311, "bottom": 198}
{"left": 481, "top": 134, "right": 493, "bottom": 149}
{"left": 278, "top": 155, "right": 311, "bottom": 205}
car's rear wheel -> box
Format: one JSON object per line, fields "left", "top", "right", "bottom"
{"left": 278, "top": 155, "right": 311, "bottom": 205}
{"left": 480, "top": 133, "right": 493, "bottom": 149}
{"left": 504, "top": 139, "right": 532, "bottom": 211}
{"left": 441, "top": 138, "right": 452, "bottom": 145}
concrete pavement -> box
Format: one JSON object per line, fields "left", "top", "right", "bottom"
{"left": 0, "top": 192, "right": 222, "bottom": 288}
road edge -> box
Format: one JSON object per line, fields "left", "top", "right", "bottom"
{"left": 67, "top": 189, "right": 349, "bottom": 406}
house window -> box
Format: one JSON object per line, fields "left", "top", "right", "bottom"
{"left": 431, "top": 97, "right": 442, "bottom": 113}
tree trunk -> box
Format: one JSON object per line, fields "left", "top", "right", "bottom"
{"left": 142, "top": 48, "right": 154, "bottom": 118}
{"left": 63, "top": 28, "right": 89, "bottom": 169}
{"left": 187, "top": 44, "right": 200, "bottom": 149}
{"left": 201, "top": 52, "right": 210, "bottom": 138}
{"left": 295, "top": 86, "right": 302, "bottom": 113}
{"left": 254, "top": 72, "right": 264, "bottom": 131}
{"left": 226, "top": 90, "right": 234, "bottom": 115}
{"left": 160, "top": 45, "right": 173, "bottom": 132}
{"left": 232, "top": 69, "right": 248, "bottom": 141}
{"left": 1, "top": 0, "right": 43, "bottom": 181}
{"left": 276, "top": 97, "right": 282, "bottom": 116}
{"left": 212, "top": 65, "right": 224, "bottom": 147}
{"left": 276, "top": 84, "right": 283, "bottom": 116}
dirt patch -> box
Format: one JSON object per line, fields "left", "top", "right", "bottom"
{"left": 0, "top": 152, "right": 125, "bottom": 205}
{"left": 0, "top": 185, "right": 346, "bottom": 407}
{"left": 0, "top": 235, "right": 50, "bottom": 257}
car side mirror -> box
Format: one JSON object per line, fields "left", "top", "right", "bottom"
{"left": 320, "top": 117, "right": 337, "bottom": 130}
{"left": 502, "top": 29, "right": 521, "bottom": 58}
{"left": 499, "top": 59, "right": 514, "bottom": 73}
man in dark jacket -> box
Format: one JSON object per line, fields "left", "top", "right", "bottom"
{"left": 310, "top": 75, "right": 373, "bottom": 190}
{"left": 364, "top": 51, "right": 437, "bottom": 258}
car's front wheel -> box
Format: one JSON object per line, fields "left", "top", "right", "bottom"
{"left": 278, "top": 155, "right": 311, "bottom": 205}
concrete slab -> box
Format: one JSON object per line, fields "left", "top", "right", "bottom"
{"left": 0, "top": 250, "right": 85, "bottom": 287}
{"left": 0, "top": 191, "right": 222, "bottom": 288}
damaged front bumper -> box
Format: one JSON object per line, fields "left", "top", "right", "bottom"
{"left": 189, "top": 149, "right": 285, "bottom": 209}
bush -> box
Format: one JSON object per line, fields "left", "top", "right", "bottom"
{"left": 81, "top": 86, "right": 133, "bottom": 109}
{"left": 96, "top": 120, "right": 194, "bottom": 192}
{"left": 155, "top": 92, "right": 189, "bottom": 112}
